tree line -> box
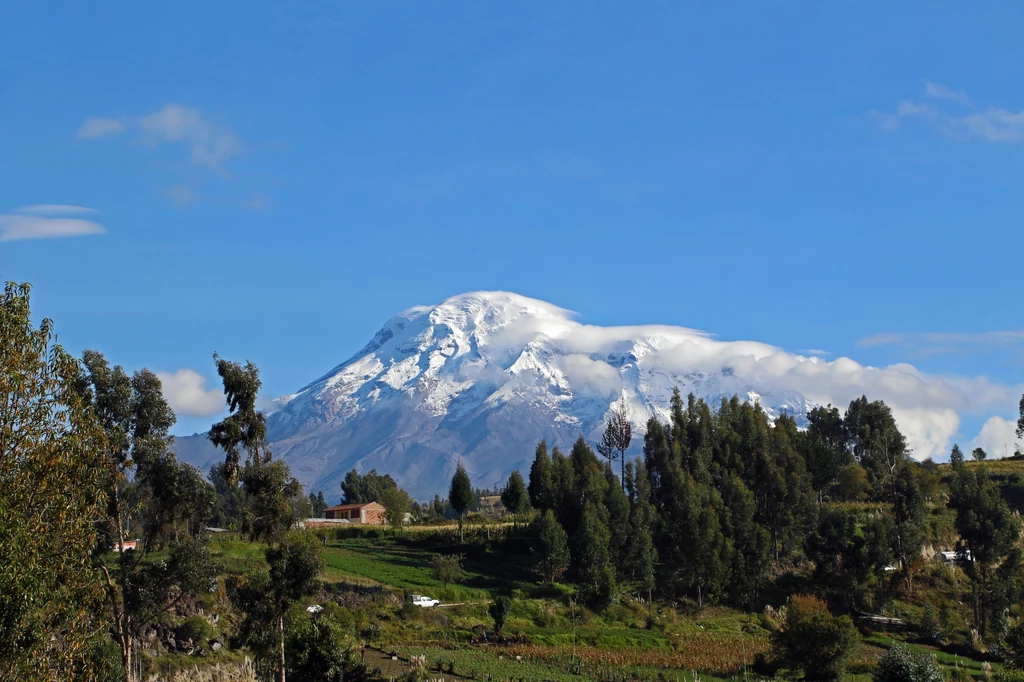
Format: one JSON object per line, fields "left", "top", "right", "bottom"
{"left": 512, "top": 387, "right": 1023, "bottom": 641}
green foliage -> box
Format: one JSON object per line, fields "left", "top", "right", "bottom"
{"left": 872, "top": 644, "right": 944, "bottom": 682}
{"left": 377, "top": 484, "right": 413, "bottom": 528}
{"left": 341, "top": 468, "right": 404, "bottom": 506}
{"left": 501, "top": 470, "right": 532, "bottom": 525}
{"left": 429, "top": 553, "right": 465, "bottom": 586}
{"left": 231, "top": 531, "right": 325, "bottom": 679}
{"left": 448, "top": 462, "right": 475, "bottom": 541}
{"left": 528, "top": 441, "right": 555, "bottom": 511}
{"left": 208, "top": 354, "right": 268, "bottom": 481}
{"left": 596, "top": 397, "right": 632, "bottom": 485}
{"left": 949, "top": 453, "right": 1022, "bottom": 635}
{"left": 995, "top": 671, "right": 1024, "bottom": 682}
{"left": 1003, "top": 618, "right": 1024, "bottom": 669}
{"left": 919, "top": 603, "right": 938, "bottom": 641}
{"left": 535, "top": 510, "right": 571, "bottom": 583}
{"left": 0, "top": 282, "right": 109, "bottom": 682}
{"left": 285, "top": 613, "right": 355, "bottom": 682}
{"left": 770, "top": 594, "right": 858, "bottom": 681}
{"left": 489, "top": 596, "right": 513, "bottom": 635}
{"left": 239, "top": 458, "right": 304, "bottom": 543}
{"left": 176, "top": 615, "right": 215, "bottom": 646}
{"left": 572, "top": 500, "right": 616, "bottom": 610}
{"left": 78, "top": 348, "right": 219, "bottom": 682}
{"left": 835, "top": 463, "right": 871, "bottom": 501}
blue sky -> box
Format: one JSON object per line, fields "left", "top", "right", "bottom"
{"left": 2, "top": 2, "right": 1022, "bottom": 453}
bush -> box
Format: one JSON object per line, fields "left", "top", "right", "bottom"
{"left": 873, "top": 644, "right": 943, "bottom": 682}
{"left": 176, "top": 616, "right": 214, "bottom": 646}
{"left": 286, "top": 614, "right": 355, "bottom": 682}
{"left": 489, "top": 596, "right": 512, "bottom": 635}
{"left": 995, "top": 670, "right": 1024, "bottom": 682}
{"left": 430, "top": 554, "right": 465, "bottom": 586}
{"left": 770, "top": 594, "right": 858, "bottom": 681}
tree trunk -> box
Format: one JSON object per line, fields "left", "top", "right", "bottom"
{"left": 458, "top": 514, "right": 464, "bottom": 543}
{"left": 278, "top": 614, "right": 286, "bottom": 682}
{"left": 120, "top": 632, "right": 132, "bottom": 682}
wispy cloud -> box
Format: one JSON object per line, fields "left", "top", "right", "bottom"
{"left": 859, "top": 329, "right": 1024, "bottom": 352}
{"left": 156, "top": 369, "right": 224, "bottom": 417}
{"left": 924, "top": 82, "right": 971, "bottom": 106}
{"left": 876, "top": 82, "right": 1024, "bottom": 143}
{"left": 0, "top": 205, "right": 106, "bottom": 242}
{"left": 77, "top": 116, "right": 126, "bottom": 139}
{"left": 164, "top": 185, "right": 195, "bottom": 208}
{"left": 77, "top": 103, "right": 243, "bottom": 174}
{"left": 16, "top": 204, "right": 99, "bottom": 215}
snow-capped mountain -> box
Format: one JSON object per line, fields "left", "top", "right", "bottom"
{"left": 176, "top": 291, "right": 834, "bottom": 498}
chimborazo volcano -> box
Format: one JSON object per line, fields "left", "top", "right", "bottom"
{"left": 173, "top": 291, "right": 955, "bottom": 499}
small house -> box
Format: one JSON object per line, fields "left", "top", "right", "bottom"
{"left": 323, "top": 502, "right": 387, "bottom": 525}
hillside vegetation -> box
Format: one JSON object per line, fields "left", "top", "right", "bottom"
{"left": 5, "top": 279, "right": 1024, "bottom": 682}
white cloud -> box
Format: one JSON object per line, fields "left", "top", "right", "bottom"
{"left": 0, "top": 207, "right": 106, "bottom": 242}
{"left": 971, "top": 416, "right": 1024, "bottom": 459}
{"left": 138, "top": 104, "right": 242, "bottom": 172}
{"left": 924, "top": 82, "right": 972, "bottom": 106}
{"left": 558, "top": 354, "right": 622, "bottom": 400}
{"left": 456, "top": 293, "right": 1022, "bottom": 462}
{"left": 77, "top": 116, "right": 126, "bottom": 139}
{"left": 78, "top": 103, "right": 243, "bottom": 173}
{"left": 15, "top": 204, "right": 98, "bottom": 215}
{"left": 877, "top": 83, "right": 1024, "bottom": 143}
{"left": 157, "top": 369, "right": 224, "bottom": 417}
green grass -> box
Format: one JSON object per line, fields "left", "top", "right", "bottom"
{"left": 320, "top": 536, "right": 537, "bottom": 601}
{"left": 864, "top": 634, "right": 1000, "bottom": 674}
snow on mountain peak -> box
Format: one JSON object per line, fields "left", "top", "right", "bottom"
{"left": 180, "top": 291, "right": 1017, "bottom": 497}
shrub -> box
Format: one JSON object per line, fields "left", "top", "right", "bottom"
{"left": 873, "top": 644, "right": 943, "bottom": 682}
{"left": 770, "top": 594, "right": 858, "bottom": 681}
{"left": 176, "top": 616, "right": 215, "bottom": 646}
{"left": 285, "top": 614, "right": 354, "bottom": 682}
{"left": 919, "top": 604, "right": 939, "bottom": 641}
{"left": 489, "top": 596, "right": 512, "bottom": 635}
{"left": 430, "top": 553, "right": 465, "bottom": 586}
{"left": 995, "top": 670, "right": 1024, "bottom": 682}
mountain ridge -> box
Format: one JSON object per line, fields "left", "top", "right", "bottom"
{"left": 173, "top": 291, "right": 965, "bottom": 498}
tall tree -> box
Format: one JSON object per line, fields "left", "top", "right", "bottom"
{"left": 209, "top": 356, "right": 299, "bottom": 543}
{"left": 527, "top": 441, "right": 555, "bottom": 510}
{"left": 604, "top": 466, "right": 631, "bottom": 575}
{"left": 596, "top": 397, "right": 632, "bottom": 487}
{"left": 948, "top": 451, "right": 1021, "bottom": 636}
{"left": 803, "top": 405, "right": 850, "bottom": 503}
{"left": 231, "top": 531, "right": 324, "bottom": 682}
{"left": 534, "top": 510, "right": 571, "bottom": 583}
{"left": 0, "top": 282, "right": 110, "bottom": 682}
{"left": 208, "top": 354, "right": 268, "bottom": 482}
{"left": 622, "top": 462, "right": 657, "bottom": 606}
{"left": 340, "top": 468, "right": 403, "bottom": 505}
{"left": 377, "top": 485, "right": 413, "bottom": 529}
{"left": 448, "top": 462, "right": 475, "bottom": 542}
{"left": 572, "top": 500, "right": 616, "bottom": 609}
{"left": 79, "top": 351, "right": 218, "bottom": 682}
{"left": 720, "top": 474, "right": 770, "bottom": 608}
{"left": 500, "top": 470, "right": 532, "bottom": 530}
